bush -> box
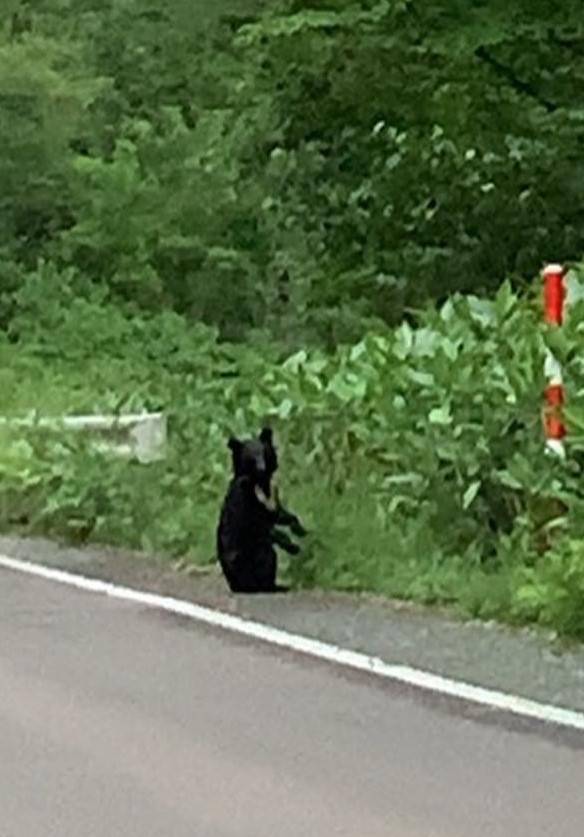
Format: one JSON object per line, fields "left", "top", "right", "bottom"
{"left": 511, "top": 541, "right": 584, "bottom": 638}
{"left": 2, "top": 2, "right": 584, "bottom": 343}
{"left": 4, "top": 277, "right": 584, "bottom": 638}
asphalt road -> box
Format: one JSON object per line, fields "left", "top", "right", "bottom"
{"left": 2, "top": 568, "right": 584, "bottom": 837}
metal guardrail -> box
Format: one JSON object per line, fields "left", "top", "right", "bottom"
{"left": 0, "top": 412, "right": 167, "bottom": 463}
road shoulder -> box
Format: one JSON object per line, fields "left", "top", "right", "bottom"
{"left": 2, "top": 534, "right": 584, "bottom": 715}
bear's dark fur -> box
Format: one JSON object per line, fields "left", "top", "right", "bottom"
{"left": 216, "top": 427, "right": 306, "bottom": 593}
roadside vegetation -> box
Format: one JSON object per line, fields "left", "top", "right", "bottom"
{"left": 3, "top": 0, "right": 584, "bottom": 639}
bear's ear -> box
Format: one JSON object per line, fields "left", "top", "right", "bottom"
{"left": 228, "top": 437, "right": 244, "bottom": 475}
{"left": 259, "top": 427, "right": 273, "bottom": 444}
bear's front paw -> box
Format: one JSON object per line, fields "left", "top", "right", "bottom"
{"left": 291, "top": 519, "right": 308, "bottom": 537}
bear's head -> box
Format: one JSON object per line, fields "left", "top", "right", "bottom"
{"left": 228, "top": 427, "right": 278, "bottom": 494}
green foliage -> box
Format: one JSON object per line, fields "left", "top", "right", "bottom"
{"left": 3, "top": 0, "right": 584, "bottom": 640}
{"left": 0, "top": 23, "right": 105, "bottom": 260}
{"left": 1, "top": 0, "right": 584, "bottom": 338}
{"left": 231, "top": 0, "right": 584, "bottom": 331}
{"left": 4, "top": 283, "right": 584, "bottom": 639}
{"left": 511, "top": 541, "right": 584, "bottom": 638}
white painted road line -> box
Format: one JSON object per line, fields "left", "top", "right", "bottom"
{"left": 2, "top": 553, "right": 584, "bottom": 733}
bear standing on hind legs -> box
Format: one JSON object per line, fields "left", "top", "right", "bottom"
{"left": 216, "top": 427, "right": 306, "bottom": 593}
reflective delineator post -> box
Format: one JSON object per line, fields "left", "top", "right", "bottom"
{"left": 543, "top": 264, "right": 566, "bottom": 457}
{"left": 544, "top": 263, "right": 566, "bottom": 325}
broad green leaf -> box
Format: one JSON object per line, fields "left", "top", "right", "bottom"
{"left": 462, "top": 480, "right": 481, "bottom": 510}
{"left": 429, "top": 406, "right": 452, "bottom": 425}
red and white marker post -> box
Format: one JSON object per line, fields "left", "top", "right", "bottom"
{"left": 542, "top": 264, "right": 567, "bottom": 457}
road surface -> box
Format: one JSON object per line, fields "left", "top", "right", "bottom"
{"left": 1, "top": 567, "right": 583, "bottom": 836}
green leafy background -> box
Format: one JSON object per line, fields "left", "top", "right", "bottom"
{"left": 3, "top": 0, "right": 584, "bottom": 638}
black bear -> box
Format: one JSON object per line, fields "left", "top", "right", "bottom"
{"left": 216, "top": 427, "right": 306, "bottom": 593}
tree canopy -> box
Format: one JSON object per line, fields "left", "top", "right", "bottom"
{"left": 1, "top": 0, "right": 583, "bottom": 344}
